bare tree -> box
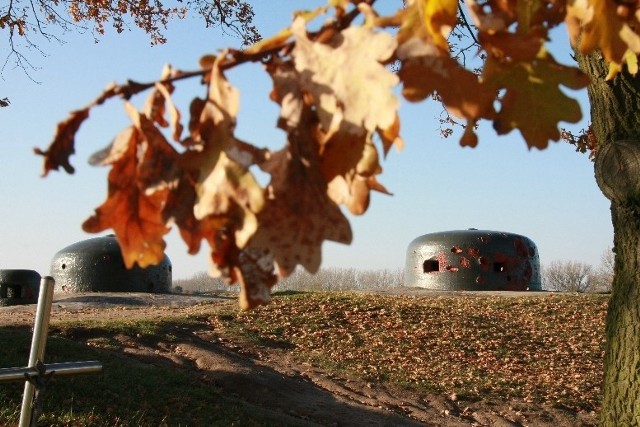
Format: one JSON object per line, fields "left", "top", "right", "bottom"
{"left": 0, "top": 0, "right": 261, "bottom": 105}
{"left": 172, "top": 271, "right": 233, "bottom": 294}
{"left": 590, "top": 248, "right": 614, "bottom": 293}
{"left": 542, "top": 260, "right": 594, "bottom": 293}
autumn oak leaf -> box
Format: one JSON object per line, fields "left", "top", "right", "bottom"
{"left": 397, "top": 0, "right": 459, "bottom": 50}
{"left": 266, "top": 58, "right": 305, "bottom": 130}
{"left": 567, "top": 0, "right": 640, "bottom": 72}
{"left": 182, "top": 54, "right": 264, "bottom": 251}
{"left": 484, "top": 50, "right": 589, "bottom": 149}
{"left": 83, "top": 120, "right": 170, "bottom": 269}
{"left": 397, "top": 38, "right": 495, "bottom": 122}
{"left": 323, "top": 136, "right": 388, "bottom": 215}
{"left": 34, "top": 108, "right": 90, "bottom": 176}
{"left": 234, "top": 247, "right": 278, "bottom": 310}
{"left": 250, "top": 110, "right": 353, "bottom": 276}
{"left": 192, "top": 151, "right": 264, "bottom": 249}
{"left": 291, "top": 17, "right": 400, "bottom": 137}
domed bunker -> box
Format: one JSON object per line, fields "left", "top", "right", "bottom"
{"left": 405, "top": 229, "right": 541, "bottom": 291}
{"left": 0, "top": 269, "right": 41, "bottom": 306}
{"left": 50, "top": 235, "right": 172, "bottom": 293}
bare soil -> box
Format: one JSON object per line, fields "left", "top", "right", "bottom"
{"left": 0, "top": 291, "right": 598, "bottom": 426}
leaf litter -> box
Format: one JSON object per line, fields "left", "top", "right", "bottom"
{"left": 212, "top": 292, "right": 607, "bottom": 412}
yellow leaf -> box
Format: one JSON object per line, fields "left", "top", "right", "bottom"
{"left": 624, "top": 50, "right": 639, "bottom": 75}
{"left": 242, "top": 28, "right": 293, "bottom": 56}
{"left": 567, "top": 0, "right": 639, "bottom": 69}
{"left": 329, "top": 0, "right": 349, "bottom": 9}
{"left": 398, "top": 0, "right": 459, "bottom": 49}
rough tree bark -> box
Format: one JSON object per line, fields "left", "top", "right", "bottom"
{"left": 576, "top": 52, "right": 640, "bottom": 426}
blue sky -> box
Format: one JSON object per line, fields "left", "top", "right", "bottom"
{"left": 0, "top": 1, "right": 613, "bottom": 279}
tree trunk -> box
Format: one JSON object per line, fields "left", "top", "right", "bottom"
{"left": 576, "top": 52, "right": 640, "bottom": 425}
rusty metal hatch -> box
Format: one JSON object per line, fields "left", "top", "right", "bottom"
{"left": 49, "top": 235, "right": 172, "bottom": 293}
{"left": 404, "top": 229, "right": 541, "bottom": 291}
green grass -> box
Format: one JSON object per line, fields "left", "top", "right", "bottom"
{"left": 0, "top": 326, "right": 298, "bottom": 426}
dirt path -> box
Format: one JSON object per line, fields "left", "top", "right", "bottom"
{"left": 0, "top": 291, "right": 598, "bottom": 426}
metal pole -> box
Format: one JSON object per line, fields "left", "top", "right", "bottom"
{"left": 0, "top": 361, "right": 103, "bottom": 383}
{"left": 19, "top": 276, "right": 55, "bottom": 427}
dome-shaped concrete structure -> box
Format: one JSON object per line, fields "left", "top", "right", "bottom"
{"left": 50, "top": 235, "right": 172, "bottom": 293}
{"left": 405, "top": 229, "right": 541, "bottom": 291}
{"left": 0, "top": 269, "right": 41, "bottom": 306}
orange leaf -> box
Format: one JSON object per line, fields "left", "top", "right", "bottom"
{"left": 377, "top": 113, "right": 404, "bottom": 156}
{"left": 460, "top": 124, "right": 479, "bottom": 148}
{"left": 568, "top": 0, "right": 636, "bottom": 67}
{"left": 82, "top": 124, "right": 170, "bottom": 268}
{"left": 34, "top": 108, "right": 90, "bottom": 176}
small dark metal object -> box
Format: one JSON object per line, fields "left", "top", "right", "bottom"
{"left": 25, "top": 361, "right": 55, "bottom": 426}
{"left": 0, "top": 270, "right": 41, "bottom": 306}
{"left": 405, "top": 229, "right": 541, "bottom": 291}
{"left": 49, "top": 235, "right": 172, "bottom": 293}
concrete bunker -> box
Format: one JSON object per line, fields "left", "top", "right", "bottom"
{"left": 50, "top": 235, "right": 172, "bottom": 293}
{"left": 0, "top": 269, "right": 41, "bottom": 306}
{"left": 405, "top": 229, "right": 541, "bottom": 291}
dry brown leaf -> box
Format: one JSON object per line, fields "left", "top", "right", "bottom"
{"left": 82, "top": 121, "right": 170, "bottom": 269}
{"left": 398, "top": 38, "right": 495, "bottom": 122}
{"left": 249, "top": 108, "right": 352, "bottom": 275}
{"left": 34, "top": 108, "right": 90, "bottom": 176}
{"left": 291, "top": 17, "right": 399, "bottom": 136}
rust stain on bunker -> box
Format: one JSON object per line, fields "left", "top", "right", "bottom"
{"left": 404, "top": 229, "right": 541, "bottom": 291}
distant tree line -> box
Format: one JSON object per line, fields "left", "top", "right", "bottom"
{"left": 541, "top": 248, "right": 614, "bottom": 293}
{"left": 172, "top": 268, "right": 404, "bottom": 294}
{"left": 173, "top": 250, "right": 614, "bottom": 295}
